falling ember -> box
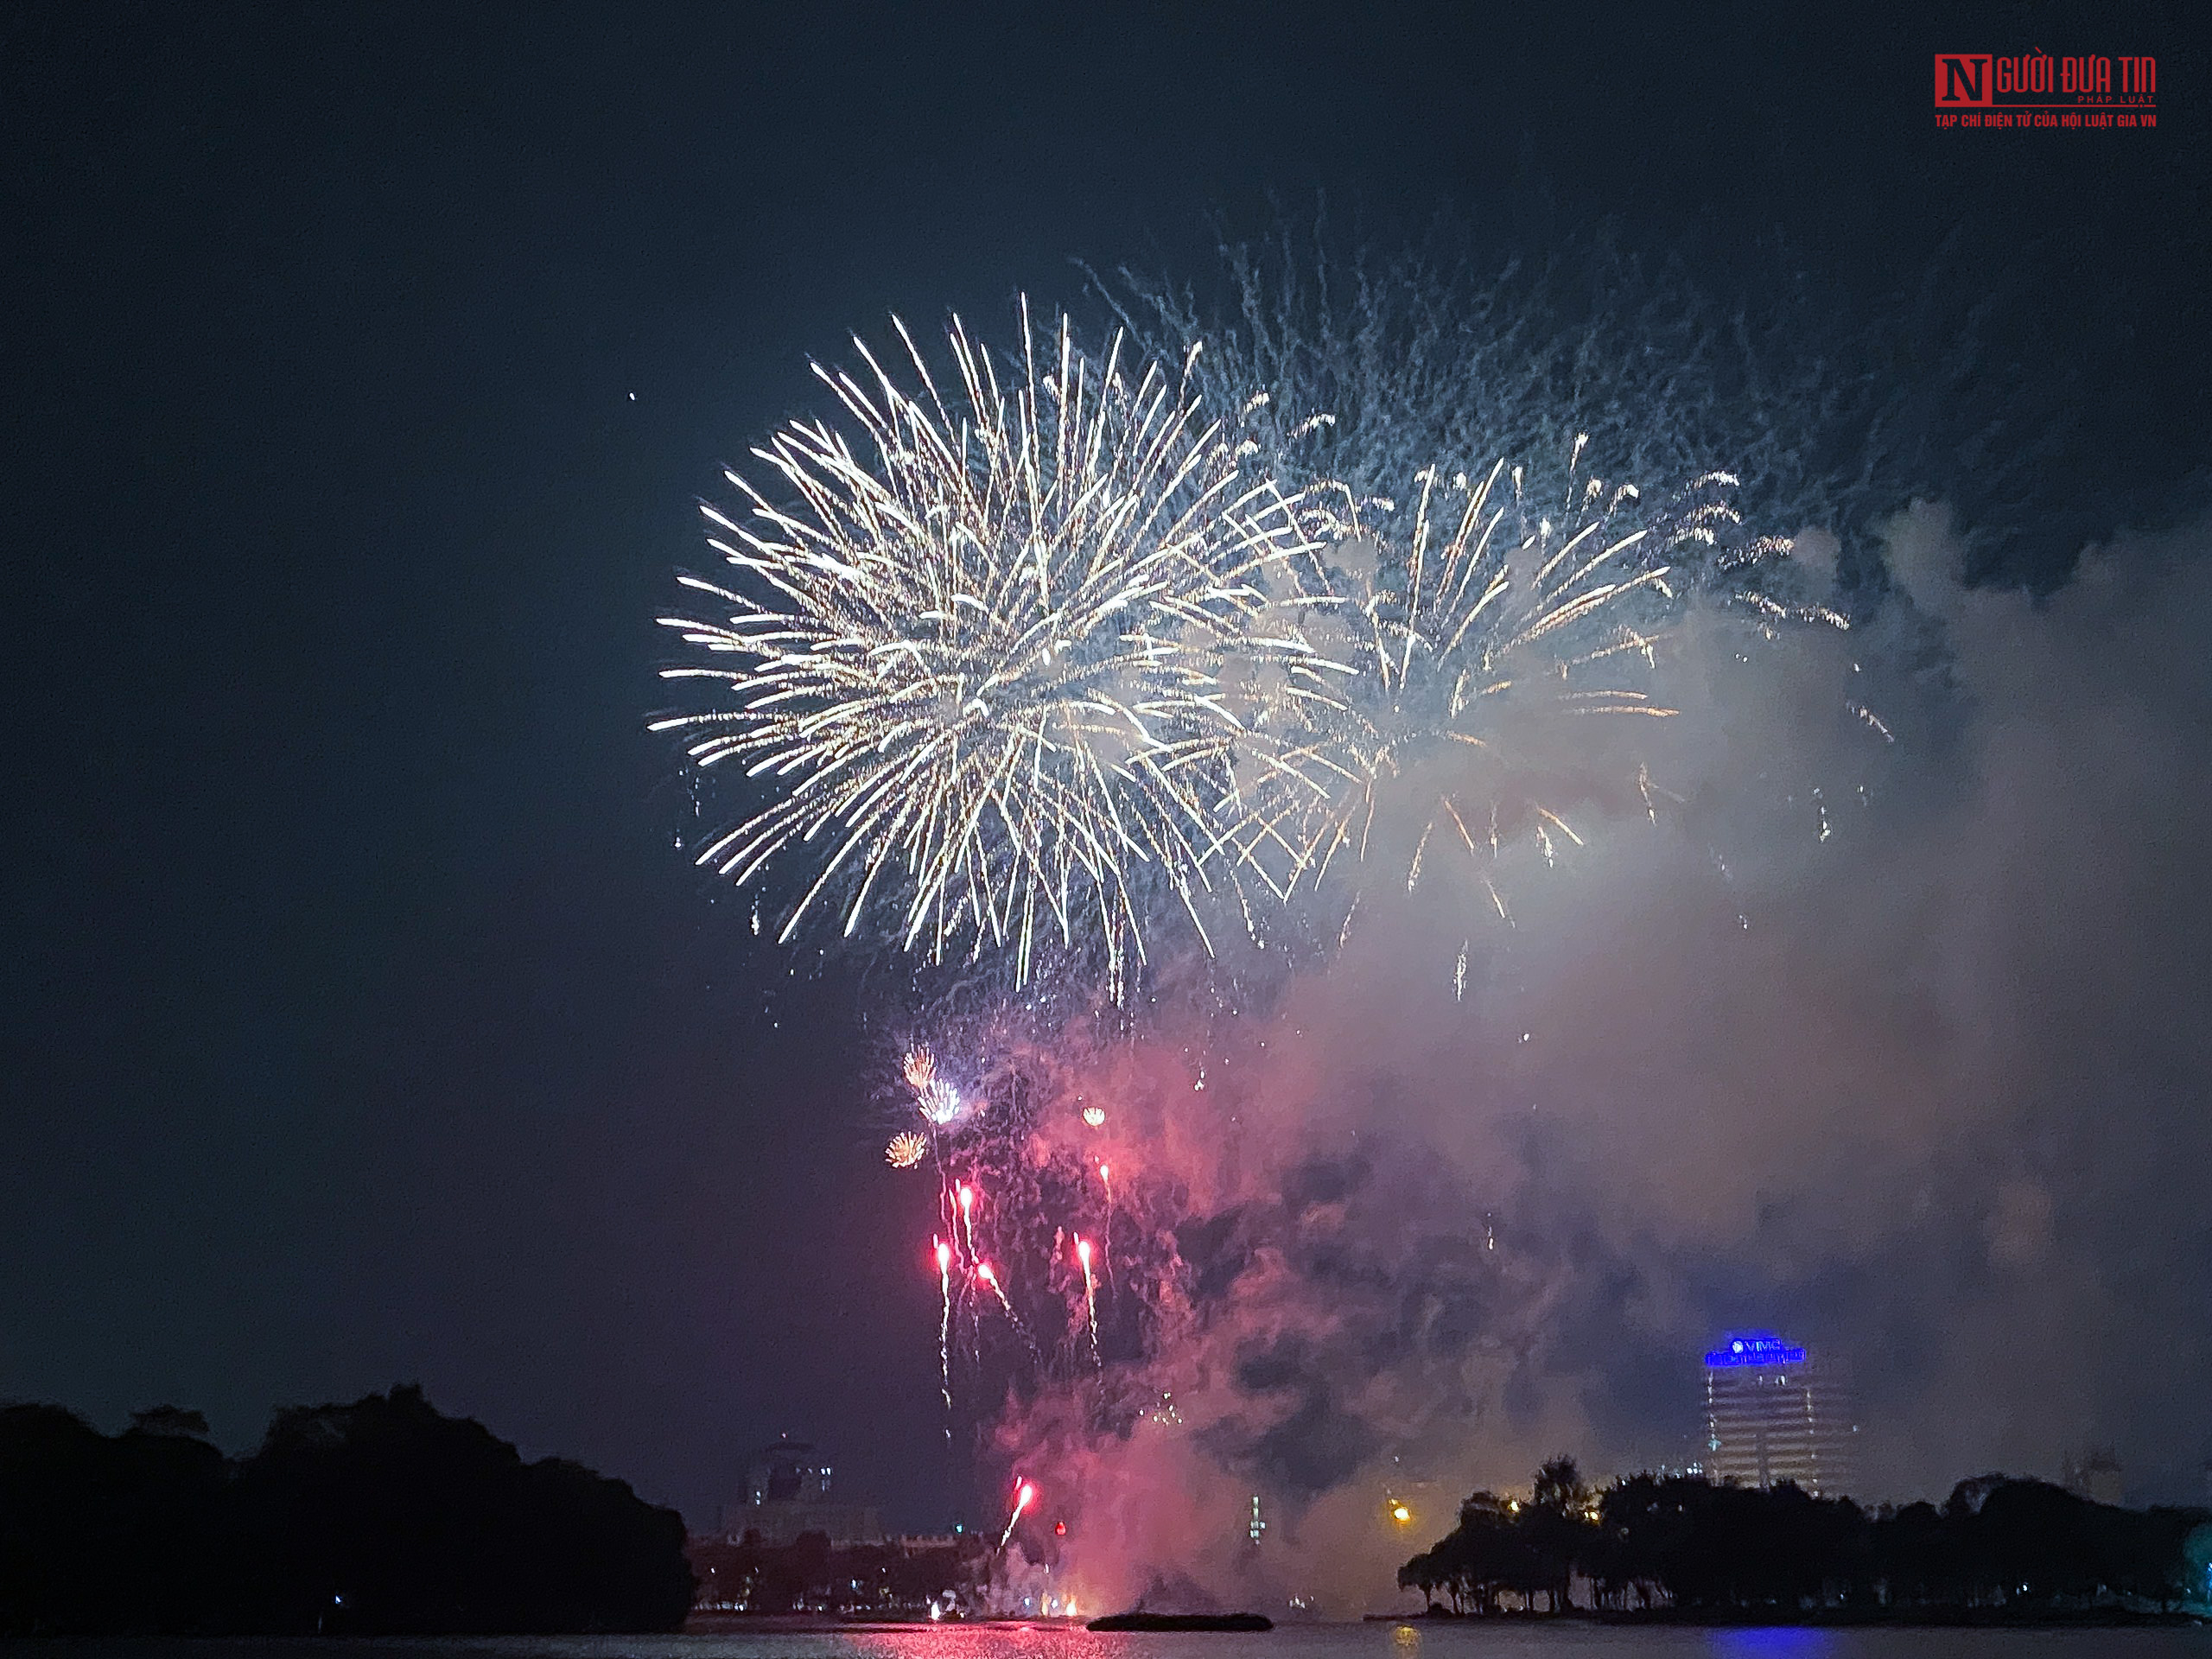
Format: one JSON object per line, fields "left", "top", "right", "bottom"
{"left": 999, "top": 1478, "right": 1037, "bottom": 1550}
{"left": 1081, "top": 1105, "right": 1106, "bottom": 1128}
{"left": 977, "top": 1261, "right": 1015, "bottom": 1318}
{"left": 886, "top": 1131, "right": 927, "bottom": 1168}
{"left": 957, "top": 1183, "right": 977, "bottom": 1257}
{"left": 933, "top": 1237, "right": 953, "bottom": 1436}
{"left": 1075, "top": 1236, "right": 1098, "bottom": 1363}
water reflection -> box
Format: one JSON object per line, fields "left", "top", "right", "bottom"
{"left": 1707, "top": 1631, "right": 1837, "bottom": 1657}
{"left": 32, "top": 1624, "right": 2204, "bottom": 1659}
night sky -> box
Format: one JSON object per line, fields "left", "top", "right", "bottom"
{"left": 3, "top": 0, "right": 2206, "bottom": 1535}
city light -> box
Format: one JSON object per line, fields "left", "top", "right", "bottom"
{"left": 1703, "top": 1331, "right": 1807, "bottom": 1368}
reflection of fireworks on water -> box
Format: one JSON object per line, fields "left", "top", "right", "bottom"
{"left": 885, "top": 1130, "right": 927, "bottom": 1168}
{"left": 655, "top": 302, "right": 1339, "bottom": 991}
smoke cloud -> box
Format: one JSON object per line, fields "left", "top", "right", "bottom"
{"left": 984, "top": 500, "right": 2212, "bottom": 1613}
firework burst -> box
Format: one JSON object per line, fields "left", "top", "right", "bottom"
{"left": 1227, "top": 444, "right": 1843, "bottom": 930}
{"left": 655, "top": 302, "right": 1344, "bottom": 991}
{"left": 886, "top": 1130, "right": 928, "bottom": 1168}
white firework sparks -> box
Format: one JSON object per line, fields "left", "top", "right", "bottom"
{"left": 1241, "top": 446, "right": 1832, "bottom": 914}
{"left": 903, "top": 1046, "right": 969, "bottom": 1126}
{"left": 655, "top": 301, "right": 1340, "bottom": 987}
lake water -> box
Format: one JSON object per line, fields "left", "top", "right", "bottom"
{"left": 8, "top": 1624, "right": 2207, "bottom": 1659}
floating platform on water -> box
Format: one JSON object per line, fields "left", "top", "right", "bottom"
{"left": 1086, "top": 1612, "right": 1274, "bottom": 1631}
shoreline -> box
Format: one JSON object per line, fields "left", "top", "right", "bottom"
{"left": 688, "top": 1606, "right": 2208, "bottom": 1633}
{"left": 1382, "top": 1605, "right": 2205, "bottom": 1629}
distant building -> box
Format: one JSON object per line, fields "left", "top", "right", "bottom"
{"left": 890, "top": 1532, "right": 963, "bottom": 1554}
{"left": 1702, "top": 1331, "right": 1859, "bottom": 1497}
{"left": 746, "top": 1435, "right": 831, "bottom": 1504}
{"left": 2060, "top": 1446, "right": 2124, "bottom": 1506}
{"left": 718, "top": 1436, "right": 882, "bottom": 1546}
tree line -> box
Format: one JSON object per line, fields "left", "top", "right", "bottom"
{"left": 0, "top": 1385, "right": 695, "bottom": 1634}
{"left": 688, "top": 1529, "right": 984, "bottom": 1613}
{"left": 1400, "top": 1457, "right": 2212, "bottom": 1617}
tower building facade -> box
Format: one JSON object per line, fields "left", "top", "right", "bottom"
{"left": 1702, "top": 1332, "right": 1859, "bottom": 1497}
{"left": 719, "top": 1435, "right": 881, "bottom": 1545}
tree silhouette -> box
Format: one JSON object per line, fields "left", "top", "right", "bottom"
{"left": 1406, "top": 1464, "right": 2209, "bottom": 1621}
{"left": 1524, "top": 1456, "right": 1595, "bottom": 1611}
{"left": 0, "top": 1387, "right": 691, "bottom": 1634}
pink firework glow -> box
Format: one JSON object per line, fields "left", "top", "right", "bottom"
{"left": 1075, "top": 1235, "right": 1098, "bottom": 1363}
{"left": 998, "top": 1478, "right": 1037, "bottom": 1550}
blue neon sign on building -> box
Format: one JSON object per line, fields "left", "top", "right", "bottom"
{"left": 1704, "top": 1331, "right": 1807, "bottom": 1368}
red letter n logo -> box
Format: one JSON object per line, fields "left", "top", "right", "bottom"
{"left": 1934, "top": 54, "right": 1993, "bottom": 105}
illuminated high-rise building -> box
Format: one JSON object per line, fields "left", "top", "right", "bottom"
{"left": 1702, "top": 1331, "right": 1859, "bottom": 1497}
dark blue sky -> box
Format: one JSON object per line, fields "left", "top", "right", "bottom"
{"left": 2, "top": 0, "right": 2203, "bottom": 1529}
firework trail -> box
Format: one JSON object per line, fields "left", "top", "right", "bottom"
{"left": 999, "top": 1478, "right": 1037, "bottom": 1551}
{"left": 975, "top": 1258, "right": 1042, "bottom": 1358}
{"left": 934, "top": 1236, "right": 954, "bottom": 1437}
{"left": 1075, "top": 1235, "right": 1098, "bottom": 1364}
{"left": 655, "top": 302, "right": 1345, "bottom": 992}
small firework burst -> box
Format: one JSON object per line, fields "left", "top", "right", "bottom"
{"left": 903, "top": 1046, "right": 938, "bottom": 1090}
{"left": 1081, "top": 1105, "right": 1106, "bottom": 1128}
{"left": 905, "top": 1044, "right": 967, "bottom": 1124}
{"left": 886, "top": 1131, "right": 928, "bottom": 1169}
{"left": 916, "top": 1081, "right": 963, "bottom": 1125}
